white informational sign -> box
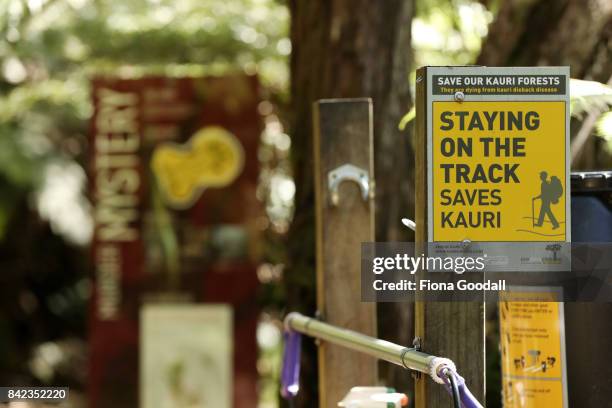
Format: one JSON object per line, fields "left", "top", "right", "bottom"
{"left": 140, "top": 304, "right": 233, "bottom": 408}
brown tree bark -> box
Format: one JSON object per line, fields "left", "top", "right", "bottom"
{"left": 478, "top": 0, "right": 612, "bottom": 169}
{"left": 286, "top": 1, "right": 414, "bottom": 406}
{"left": 478, "top": 0, "right": 612, "bottom": 81}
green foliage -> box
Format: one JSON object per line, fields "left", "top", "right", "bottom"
{"left": 1, "top": 0, "right": 289, "bottom": 83}
{"left": 569, "top": 79, "right": 612, "bottom": 151}
{"left": 569, "top": 79, "right": 612, "bottom": 118}
{"left": 596, "top": 111, "right": 612, "bottom": 141}
{"left": 398, "top": 106, "right": 415, "bottom": 131}
{"left": 413, "top": 0, "right": 493, "bottom": 68}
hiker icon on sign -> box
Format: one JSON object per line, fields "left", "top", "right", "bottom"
{"left": 532, "top": 171, "right": 563, "bottom": 229}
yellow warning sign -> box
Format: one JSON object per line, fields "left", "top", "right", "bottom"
{"left": 499, "top": 292, "right": 567, "bottom": 407}
{"left": 152, "top": 126, "right": 244, "bottom": 208}
{"left": 432, "top": 101, "right": 566, "bottom": 242}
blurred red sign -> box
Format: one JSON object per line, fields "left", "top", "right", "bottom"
{"left": 89, "top": 75, "right": 262, "bottom": 408}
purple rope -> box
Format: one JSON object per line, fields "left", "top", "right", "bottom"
{"left": 280, "top": 330, "right": 302, "bottom": 399}
{"left": 440, "top": 368, "right": 484, "bottom": 408}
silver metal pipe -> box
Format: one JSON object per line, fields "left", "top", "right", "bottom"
{"left": 285, "top": 312, "right": 436, "bottom": 374}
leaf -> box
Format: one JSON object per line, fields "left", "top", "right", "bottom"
{"left": 398, "top": 106, "right": 416, "bottom": 130}
{"left": 570, "top": 78, "right": 612, "bottom": 118}
{"left": 596, "top": 111, "right": 612, "bottom": 141}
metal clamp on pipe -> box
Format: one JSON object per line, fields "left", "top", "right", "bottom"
{"left": 281, "top": 312, "right": 483, "bottom": 408}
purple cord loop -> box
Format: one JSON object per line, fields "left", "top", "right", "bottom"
{"left": 439, "top": 366, "right": 484, "bottom": 408}
{"left": 281, "top": 329, "right": 302, "bottom": 399}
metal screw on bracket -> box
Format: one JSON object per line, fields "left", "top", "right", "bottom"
{"left": 454, "top": 91, "right": 465, "bottom": 102}
{"left": 328, "top": 164, "right": 370, "bottom": 206}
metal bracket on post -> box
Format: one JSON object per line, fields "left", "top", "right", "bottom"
{"left": 328, "top": 164, "right": 370, "bottom": 206}
{"left": 411, "top": 337, "right": 423, "bottom": 380}
{"left": 313, "top": 310, "right": 324, "bottom": 346}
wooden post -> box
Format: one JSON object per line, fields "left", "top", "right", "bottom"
{"left": 313, "top": 98, "right": 378, "bottom": 407}
{"left": 414, "top": 67, "right": 486, "bottom": 407}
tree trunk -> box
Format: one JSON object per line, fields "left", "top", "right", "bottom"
{"left": 478, "top": 0, "right": 612, "bottom": 169}
{"left": 287, "top": 1, "right": 414, "bottom": 405}
{"left": 478, "top": 0, "right": 612, "bottom": 79}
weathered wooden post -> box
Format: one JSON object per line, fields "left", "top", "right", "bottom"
{"left": 313, "top": 98, "right": 378, "bottom": 407}
{"left": 414, "top": 67, "right": 486, "bottom": 407}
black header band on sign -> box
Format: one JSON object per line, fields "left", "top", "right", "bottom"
{"left": 432, "top": 74, "right": 566, "bottom": 95}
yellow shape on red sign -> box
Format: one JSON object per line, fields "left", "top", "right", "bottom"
{"left": 152, "top": 126, "right": 244, "bottom": 208}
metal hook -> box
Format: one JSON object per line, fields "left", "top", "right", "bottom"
{"left": 328, "top": 164, "right": 370, "bottom": 206}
